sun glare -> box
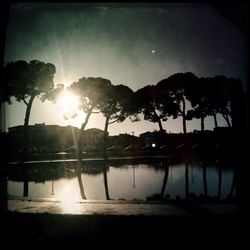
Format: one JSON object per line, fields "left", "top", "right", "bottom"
{"left": 56, "top": 90, "right": 80, "bottom": 120}
{"left": 59, "top": 183, "right": 81, "bottom": 213}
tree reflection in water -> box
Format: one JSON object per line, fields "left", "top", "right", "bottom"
{"left": 103, "top": 157, "right": 110, "bottom": 200}
{"left": 77, "top": 166, "right": 86, "bottom": 200}
{"left": 160, "top": 160, "right": 169, "bottom": 199}
{"left": 6, "top": 158, "right": 237, "bottom": 203}
{"left": 202, "top": 161, "right": 208, "bottom": 197}
{"left": 23, "top": 180, "right": 28, "bottom": 197}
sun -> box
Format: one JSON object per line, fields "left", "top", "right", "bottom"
{"left": 56, "top": 90, "right": 80, "bottom": 120}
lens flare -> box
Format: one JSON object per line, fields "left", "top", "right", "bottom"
{"left": 56, "top": 90, "right": 80, "bottom": 119}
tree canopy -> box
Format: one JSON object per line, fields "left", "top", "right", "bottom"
{"left": 70, "top": 77, "right": 112, "bottom": 115}
{"left": 3, "top": 61, "right": 245, "bottom": 138}
{"left": 99, "top": 84, "right": 135, "bottom": 123}
{"left": 4, "top": 60, "right": 56, "bottom": 104}
{"left": 3, "top": 60, "right": 56, "bottom": 160}
{"left": 157, "top": 72, "right": 199, "bottom": 134}
{"left": 135, "top": 85, "right": 178, "bottom": 133}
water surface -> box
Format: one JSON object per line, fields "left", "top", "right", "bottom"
{"left": 7, "top": 159, "right": 235, "bottom": 202}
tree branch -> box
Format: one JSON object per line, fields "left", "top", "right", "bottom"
{"left": 108, "top": 118, "right": 120, "bottom": 124}
{"left": 221, "top": 113, "right": 227, "bottom": 120}
{"left": 22, "top": 96, "right": 28, "bottom": 106}
{"left": 92, "top": 111, "right": 101, "bottom": 114}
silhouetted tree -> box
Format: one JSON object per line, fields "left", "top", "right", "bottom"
{"left": 186, "top": 77, "right": 212, "bottom": 131}
{"left": 203, "top": 75, "right": 236, "bottom": 129}
{"left": 135, "top": 85, "right": 178, "bottom": 133}
{"left": 98, "top": 84, "right": 136, "bottom": 157}
{"left": 4, "top": 60, "right": 56, "bottom": 160}
{"left": 186, "top": 108, "right": 206, "bottom": 131}
{"left": 157, "top": 72, "right": 199, "bottom": 134}
{"left": 220, "top": 77, "right": 244, "bottom": 130}
{"left": 186, "top": 75, "right": 237, "bottom": 130}
{"left": 211, "top": 76, "right": 233, "bottom": 128}
{"left": 201, "top": 77, "right": 219, "bottom": 128}
{"left": 135, "top": 85, "right": 164, "bottom": 132}
{"left": 68, "top": 77, "right": 112, "bottom": 199}
{"left": 69, "top": 77, "right": 112, "bottom": 159}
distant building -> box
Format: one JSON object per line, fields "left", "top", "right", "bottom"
{"left": 81, "top": 128, "right": 104, "bottom": 150}
{"left": 110, "top": 133, "right": 142, "bottom": 150}
{"left": 8, "top": 123, "right": 80, "bottom": 152}
{"left": 139, "top": 131, "right": 166, "bottom": 146}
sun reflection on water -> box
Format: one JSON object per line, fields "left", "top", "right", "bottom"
{"left": 58, "top": 183, "right": 82, "bottom": 213}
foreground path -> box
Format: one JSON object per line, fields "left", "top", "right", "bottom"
{"left": 2, "top": 200, "right": 245, "bottom": 249}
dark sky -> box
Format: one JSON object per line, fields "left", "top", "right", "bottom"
{"left": 4, "top": 3, "right": 248, "bottom": 135}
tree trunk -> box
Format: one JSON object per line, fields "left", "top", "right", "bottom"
{"left": 24, "top": 96, "right": 35, "bottom": 128}
{"left": 181, "top": 97, "right": 187, "bottom": 135}
{"left": 153, "top": 110, "right": 165, "bottom": 133}
{"left": 22, "top": 95, "right": 35, "bottom": 162}
{"left": 77, "top": 108, "right": 92, "bottom": 161}
{"left": 218, "top": 164, "right": 222, "bottom": 200}
{"left": 222, "top": 113, "right": 232, "bottom": 127}
{"left": 160, "top": 161, "right": 169, "bottom": 199}
{"left": 213, "top": 112, "right": 218, "bottom": 129}
{"left": 226, "top": 114, "right": 232, "bottom": 128}
{"left": 201, "top": 116, "right": 205, "bottom": 132}
{"left": 158, "top": 118, "right": 164, "bottom": 133}
{"left": 103, "top": 116, "right": 110, "bottom": 158}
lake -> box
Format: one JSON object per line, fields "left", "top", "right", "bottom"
{"left": 6, "top": 157, "right": 235, "bottom": 202}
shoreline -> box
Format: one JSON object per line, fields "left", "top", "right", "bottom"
{"left": 7, "top": 199, "right": 241, "bottom": 216}
{"left": 6, "top": 151, "right": 244, "bottom": 167}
